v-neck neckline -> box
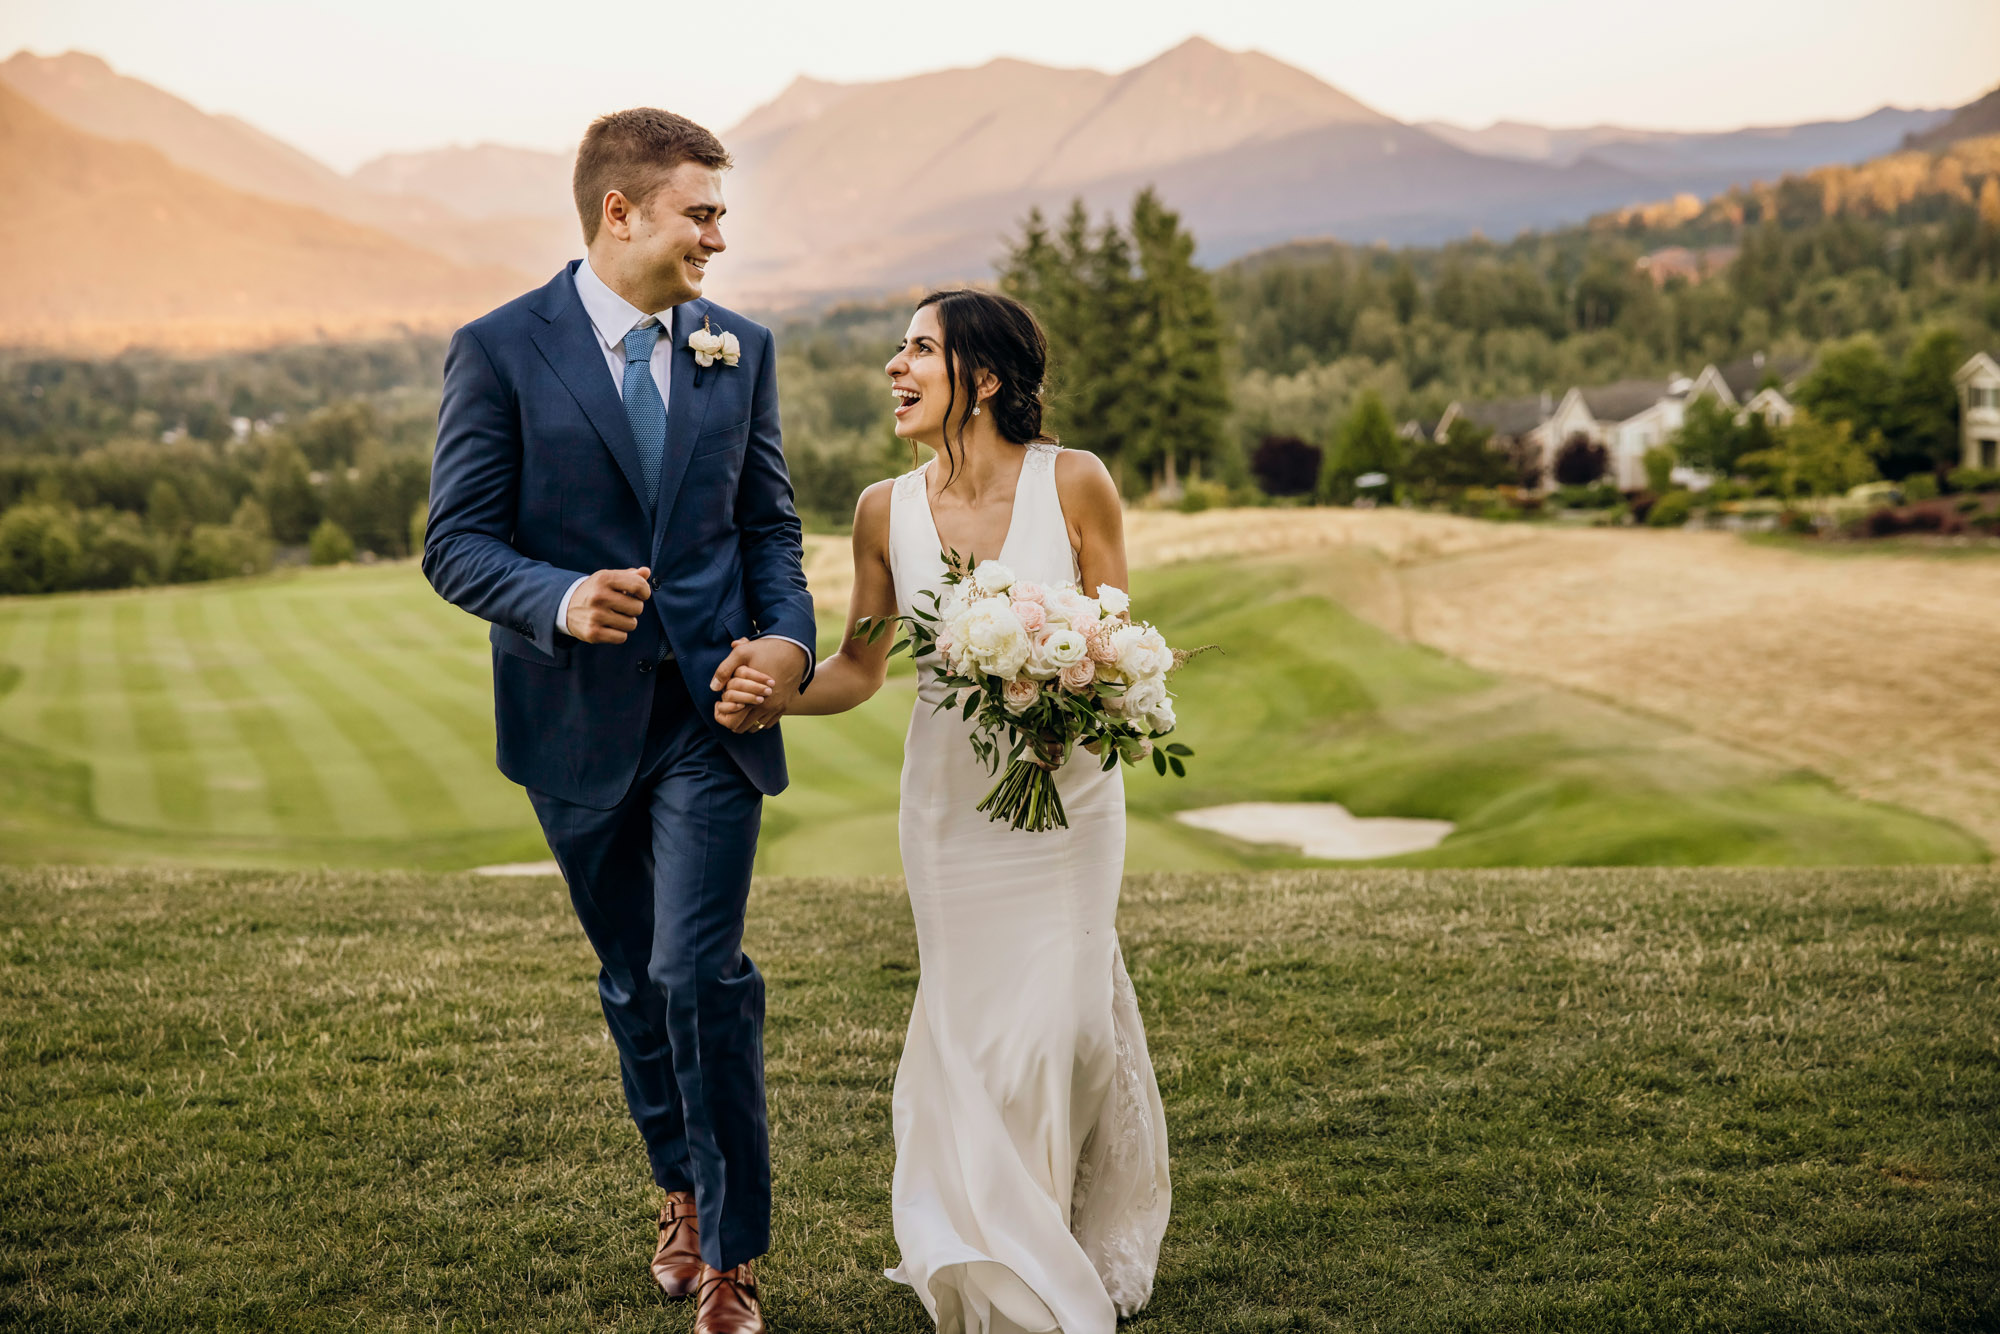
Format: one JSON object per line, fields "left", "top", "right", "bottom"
{"left": 919, "top": 452, "right": 1028, "bottom": 573}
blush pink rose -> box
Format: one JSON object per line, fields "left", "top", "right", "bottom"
{"left": 1012, "top": 599, "right": 1047, "bottom": 633}
{"left": 1001, "top": 677, "right": 1040, "bottom": 714}
{"left": 1011, "top": 581, "right": 1046, "bottom": 605}
{"left": 1058, "top": 659, "right": 1096, "bottom": 692}
{"left": 1085, "top": 624, "right": 1118, "bottom": 663}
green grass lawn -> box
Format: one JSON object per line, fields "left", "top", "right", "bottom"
{"left": 0, "top": 560, "right": 1983, "bottom": 872}
{"left": 3, "top": 866, "right": 1995, "bottom": 1330}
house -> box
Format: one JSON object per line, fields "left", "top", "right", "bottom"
{"left": 1422, "top": 353, "right": 1806, "bottom": 491}
{"left": 1958, "top": 352, "right": 2000, "bottom": 471}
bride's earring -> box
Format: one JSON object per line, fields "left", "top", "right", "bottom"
{"left": 972, "top": 405, "right": 981, "bottom": 416}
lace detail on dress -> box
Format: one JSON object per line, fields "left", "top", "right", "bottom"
{"left": 892, "top": 467, "right": 928, "bottom": 500}
{"left": 1069, "top": 947, "right": 1170, "bottom": 1318}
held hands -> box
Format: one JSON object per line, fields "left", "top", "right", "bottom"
{"left": 711, "top": 637, "right": 807, "bottom": 734}
{"left": 566, "top": 567, "right": 653, "bottom": 644}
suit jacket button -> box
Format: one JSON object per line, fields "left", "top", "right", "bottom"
{"left": 637, "top": 660, "right": 653, "bottom": 674}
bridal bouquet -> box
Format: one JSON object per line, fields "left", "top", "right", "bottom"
{"left": 860, "top": 553, "right": 1199, "bottom": 833}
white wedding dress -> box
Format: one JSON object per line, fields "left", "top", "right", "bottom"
{"left": 883, "top": 443, "right": 1172, "bottom": 1334}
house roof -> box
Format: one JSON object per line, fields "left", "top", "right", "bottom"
{"left": 1454, "top": 395, "right": 1550, "bottom": 437}
{"left": 1717, "top": 352, "right": 1811, "bottom": 399}
{"left": 1579, "top": 379, "right": 1673, "bottom": 424}
{"left": 1955, "top": 351, "right": 2000, "bottom": 383}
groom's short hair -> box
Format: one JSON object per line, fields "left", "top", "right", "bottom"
{"left": 574, "top": 109, "right": 733, "bottom": 243}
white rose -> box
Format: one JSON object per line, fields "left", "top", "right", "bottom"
{"left": 1095, "top": 584, "right": 1131, "bottom": 616}
{"left": 1108, "top": 624, "right": 1172, "bottom": 682}
{"left": 1025, "top": 626, "right": 1088, "bottom": 681}
{"left": 1123, "top": 677, "right": 1167, "bottom": 715}
{"left": 972, "top": 560, "right": 1015, "bottom": 596}
{"left": 1143, "top": 697, "right": 1177, "bottom": 735}
{"left": 1042, "top": 628, "right": 1088, "bottom": 669}
{"left": 718, "top": 330, "right": 741, "bottom": 366}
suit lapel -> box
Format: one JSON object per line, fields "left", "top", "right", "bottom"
{"left": 529, "top": 269, "right": 650, "bottom": 517}
{"left": 650, "top": 300, "right": 718, "bottom": 559}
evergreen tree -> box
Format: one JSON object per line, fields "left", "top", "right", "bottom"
{"left": 1892, "top": 326, "right": 1966, "bottom": 480}
{"left": 1127, "top": 188, "right": 1231, "bottom": 490}
{"left": 1320, "top": 390, "right": 1402, "bottom": 502}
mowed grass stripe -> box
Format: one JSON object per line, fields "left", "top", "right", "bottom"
{"left": 34, "top": 602, "right": 86, "bottom": 754}
{"left": 308, "top": 591, "right": 497, "bottom": 767}
{"left": 364, "top": 596, "right": 492, "bottom": 695}
{"left": 269, "top": 588, "right": 505, "bottom": 827}
{"left": 170, "top": 593, "right": 330, "bottom": 839}
{"left": 73, "top": 599, "right": 158, "bottom": 830}
{"left": 111, "top": 599, "right": 209, "bottom": 830}
{"left": 148, "top": 592, "right": 273, "bottom": 839}
{"left": 236, "top": 590, "right": 465, "bottom": 833}
{"left": 0, "top": 600, "right": 42, "bottom": 718}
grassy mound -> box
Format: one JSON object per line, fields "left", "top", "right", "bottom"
{"left": 0, "top": 560, "right": 1983, "bottom": 870}
{"left": 3, "top": 866, "right": 1995, "bottom": 1330}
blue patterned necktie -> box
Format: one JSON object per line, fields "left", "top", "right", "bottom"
{"left": 621, "top": 319, "right": 666, "bottom": 512}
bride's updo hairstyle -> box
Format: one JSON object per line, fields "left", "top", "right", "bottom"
{"left": 915, "top": 288, "right": 1055, "bottom": 485}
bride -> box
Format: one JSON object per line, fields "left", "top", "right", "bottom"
{"left": 716, "top": 289, "right": 1170, "bottom": 1332}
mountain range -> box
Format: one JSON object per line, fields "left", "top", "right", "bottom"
{"left": 0, "top": 81, "right": 521, "bottom": 354}
{"left": 0, "top": 40, "right": 1988, "bottom": 349}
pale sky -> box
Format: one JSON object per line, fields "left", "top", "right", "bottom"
{"left": 3, "top": 0, "right": 1992, "bottom": 171}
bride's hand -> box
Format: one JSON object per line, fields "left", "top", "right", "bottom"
{"left": 713, "top": 642, "right": 777, "bottom": 732}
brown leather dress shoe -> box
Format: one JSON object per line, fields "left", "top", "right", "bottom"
{"left": 695, "top": 1260, "right": 764, "bottom": 1334}
{"left": 649, "top": 1191, "right": 703, "bottom": 1298}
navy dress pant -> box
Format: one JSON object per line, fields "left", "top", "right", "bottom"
{"left": 527, "top": 670, "right": 768, "bottom": 1271}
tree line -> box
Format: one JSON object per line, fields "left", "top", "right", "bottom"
{"left": 0, "top": 399, "right": 431, "bottom": 595}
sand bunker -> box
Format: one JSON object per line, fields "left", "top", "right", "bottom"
{"left": 1175, "top": 802, "right": 1455, "bottom": 860}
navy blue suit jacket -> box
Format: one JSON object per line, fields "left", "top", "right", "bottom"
{"left": 424, "top": 264, "right": 815, "bottom": 808}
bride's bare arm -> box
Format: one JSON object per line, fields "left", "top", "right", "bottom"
{"left": 716, "top": 479, "right": 899, "bottom": 725}
{"left": 1057, "top": 449, "right": 1129, "bottom": 600}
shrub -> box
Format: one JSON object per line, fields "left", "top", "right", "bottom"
{"left": 1952, "top": 468, "right": 2000, "bottom": 493}
{"left": 179, "top": 523, "right": 272, "bottom": 582}
{"left": 1249, "top": 435, "right": 1323, "bottom": 497}
{"left": 1553, "top": 433, "right": 1610, "bottom": 486}
{"left": 1647, "top": 490, "right": 1696, "bottom": 527}
{"left": 1642, "top": 445, "right": 1676, "bottom": 495}
{"left": 1554, "top": 482, "right": 1622, "bottom": 510}
{"left": 309, "top": 519, "right": 356, "bottom": 566}
{"left": 1176, "top": 479, "right": 1233, "bottom": 513}
{"left": 1901, "top": 472, "right": 1939, "bottom": 502}
{"left": 0, "top": 502, "right": 85, "bottom": 594}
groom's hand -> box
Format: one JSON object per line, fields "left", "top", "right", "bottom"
{"left": 565, "top": 567, "right": 653, "bottom": 644}
{"left": 710, "top": 637, "right": 807, "bottom": 733}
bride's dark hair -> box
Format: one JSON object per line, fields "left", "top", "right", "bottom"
{"left": 914, "top": 288, "right": 1056, "bottom": 485}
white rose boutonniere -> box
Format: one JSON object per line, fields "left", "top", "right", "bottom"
{"left": 687, "top": 318, "right": 741, "bottom": 369}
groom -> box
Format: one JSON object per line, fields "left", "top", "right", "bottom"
{"left": 423, "top": 108, "right": 813, "bottom": 1333}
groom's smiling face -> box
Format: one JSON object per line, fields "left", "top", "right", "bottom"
{"left": 597, "top": 160, "right": 729, "bottom": 311}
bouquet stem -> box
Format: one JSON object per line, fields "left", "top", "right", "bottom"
{"left": 976, "top": 757, "right": 1070, "bottom": 832}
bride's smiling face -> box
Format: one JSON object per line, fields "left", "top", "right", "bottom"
{"left": 886, "top": 306, "right": 950, "bottom": 442}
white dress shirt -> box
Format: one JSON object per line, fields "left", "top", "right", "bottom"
{"left": 557, "top": 258, "right": 812, "bottom": 680}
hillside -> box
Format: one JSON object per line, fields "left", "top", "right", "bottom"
{"left": 0, "top": 84, "right": 525, "bottom": 354}
{"left": 1906, "top": 82, "right": 2000, "bottom": 151}
{"left": 1424, "top": 105, "right": 1948, "bottom": 175}
{"left": 719, "top": 37, "right": 1671, "bottom": 296}
{"left": 0, "top": 50, "right": 563, "bottom": 276}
